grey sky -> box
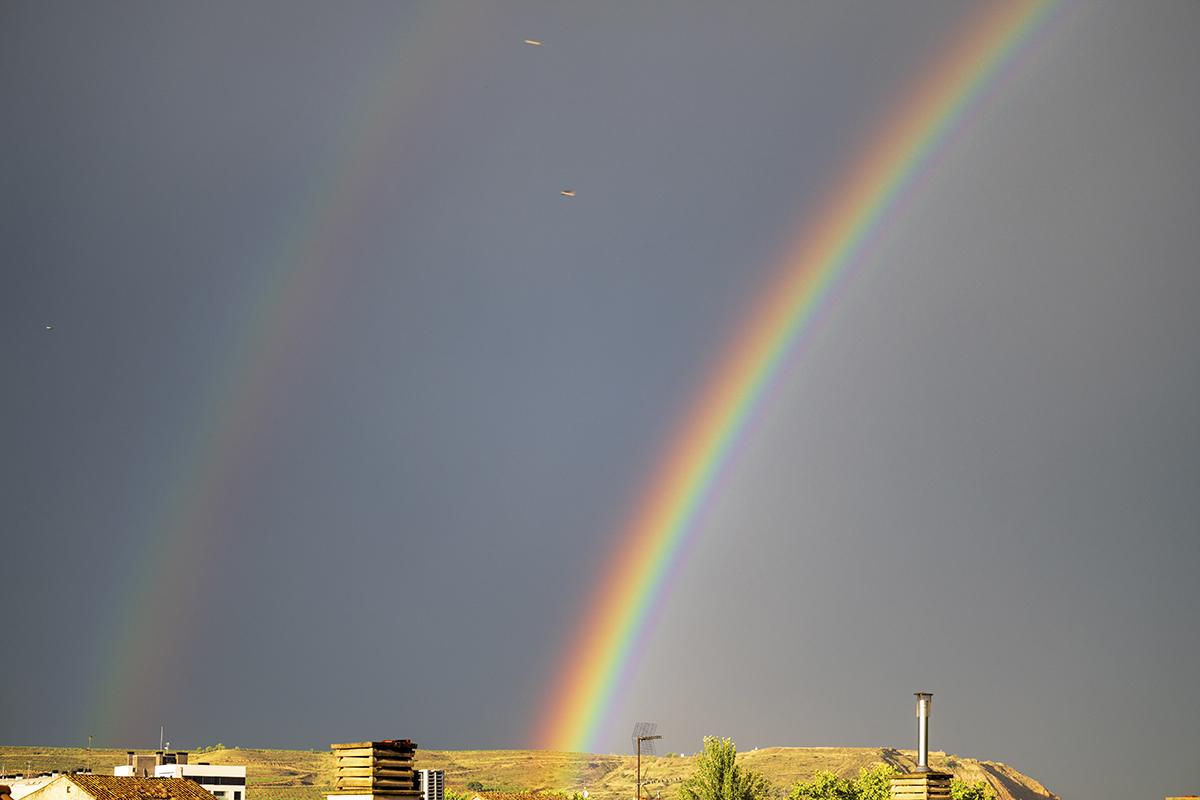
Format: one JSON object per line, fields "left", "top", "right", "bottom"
{"left": 2, "top": 3, "right": 1199, "bottom": 800}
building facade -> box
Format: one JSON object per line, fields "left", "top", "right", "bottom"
{"left": 114, "top": 752, "right": 246, "bottom": 800}
{"left": 418, "top": 771, "right": 443, "bottom": 800}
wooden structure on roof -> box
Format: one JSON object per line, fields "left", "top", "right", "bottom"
{"left": 890, "top": 773, "right": 951, "bottom": 800}
{"left": 330, "top": 741, "right": 420, "bottom": 798}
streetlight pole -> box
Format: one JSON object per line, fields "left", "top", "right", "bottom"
{"left": 636, "top": 735, "right": 661, "bottom": 800}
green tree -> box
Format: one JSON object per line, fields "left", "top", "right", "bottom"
{"left": 950, "top": 779, "right": 995, "bottom": 800}
{"left": 853, "top": 766, "right": 896, "bottom": 800}
{"left": 786, "top": 765, "right": 895, "bottom": 800}
{"left": 787, "top": 771, "right": 854, "bottom": 800}
{"left": 677, "top": 737, "right": 773, "bottom": 800}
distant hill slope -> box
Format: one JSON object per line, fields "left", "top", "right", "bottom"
{"left": 0, "top": 746, "right": 1057, "bottom": 800}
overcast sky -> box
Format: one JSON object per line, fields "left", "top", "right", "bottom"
{"left": 3, "top": 3, "right": 1199, "bottom": 800}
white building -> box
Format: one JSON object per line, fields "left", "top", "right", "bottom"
{"left": 114, "top": 752, "right": 246, "bottom": 800}
{"left": 418, "top": 770, "right": 443, "bottom": 800}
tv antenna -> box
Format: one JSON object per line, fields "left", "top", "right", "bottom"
{"left": 631, "top": 722, "right": 658, "bottom": 756}
{"left": 631, "top": 723, "right": 661, "bottom": 800}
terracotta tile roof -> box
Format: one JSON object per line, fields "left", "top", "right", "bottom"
{"left": 60, "top": 776, "right": 215, "bottom": 800}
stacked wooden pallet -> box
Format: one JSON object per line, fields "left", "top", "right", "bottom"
{"left": 331, "top": 741, "right": 420, "bottom": 798}
{"left": 889, "top": 773, "right": 951, "bottom": 800}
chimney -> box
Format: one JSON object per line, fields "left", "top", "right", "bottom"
{"left": 176, "top": 753, "right": 188, "bottom": 766}
{"left": 889, "top": 699, "right": 949, "bottom": 800}
{"left": 127, "top": 753, "right": 135, "bottom": 767}
{"left": 914, "top": 693, "right": 932, "bottom": 773}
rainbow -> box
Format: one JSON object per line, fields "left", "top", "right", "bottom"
{"left": 84, "top": 4, "right": 493, "bottom": 745}
{"left": 533, "top": 0, "right": 1079, "bottom": 753}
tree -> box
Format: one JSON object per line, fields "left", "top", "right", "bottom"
{"left": 950, "top": 779, "right": 995, "bottom": 800}
{"left": 786, "top": 765, "right": 895, "bottom": 800}
{"left": 786, "top": 771, "right": 854, "bottom": 800}
{"left": 852, "top": 766, "right": 896, "bottom": 800}
{"left": 677, "top": 737, "right": 773, "bottom": 800}
{"left": 787, "top": 766, "right": 994, "bottom": 800}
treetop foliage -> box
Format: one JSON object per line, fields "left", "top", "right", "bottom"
{"left": 786, "top": 765, "right": 894, "bottom": 800}
{"left": 785, "top": 765, "right": 995, "bottom": 800}
{"left": 677, "top": 737, "right": 773, "bottom": 800}
{"left": 950, "top": 779, "right": 996, "bottom": 800}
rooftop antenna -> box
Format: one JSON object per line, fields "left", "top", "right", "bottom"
{"left": 160, "top": 727, "right": 164, "bottom": 751}
{"left": 631, "top": 723, "right": 661, "bottom": 800}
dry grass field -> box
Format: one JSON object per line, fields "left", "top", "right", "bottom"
{"left": 0, "top": 746, "right": 1056, "bottom": 800}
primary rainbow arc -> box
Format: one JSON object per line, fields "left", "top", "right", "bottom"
{"left": 534, "top": 0, "right": 1074, "bottom": 754}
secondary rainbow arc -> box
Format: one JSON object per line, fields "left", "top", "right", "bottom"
{"left": 83, "top": 3, "right": 488, "bottom": 744}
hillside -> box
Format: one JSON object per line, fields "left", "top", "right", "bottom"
{"left": 0, "top": 746, "right": 1058, "bottom": 800}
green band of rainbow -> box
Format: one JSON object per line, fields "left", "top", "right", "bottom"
{"left": 534, "top": 0, "right": 1077, "bottom": 753}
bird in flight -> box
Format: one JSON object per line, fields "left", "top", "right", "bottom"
{"left": 525, "top": 40, "right": 542, "bottom": 45}
{"left": 561, "top": 190, "right": 575, "bottom": 196}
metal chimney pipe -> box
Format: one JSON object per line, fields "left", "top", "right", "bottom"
{"left": 915, "top": 693, "right": 932, "bottom": 772}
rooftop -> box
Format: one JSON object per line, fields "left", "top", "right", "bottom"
{"left": 57, "top": 775, "right": 215, "bottom": 800}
